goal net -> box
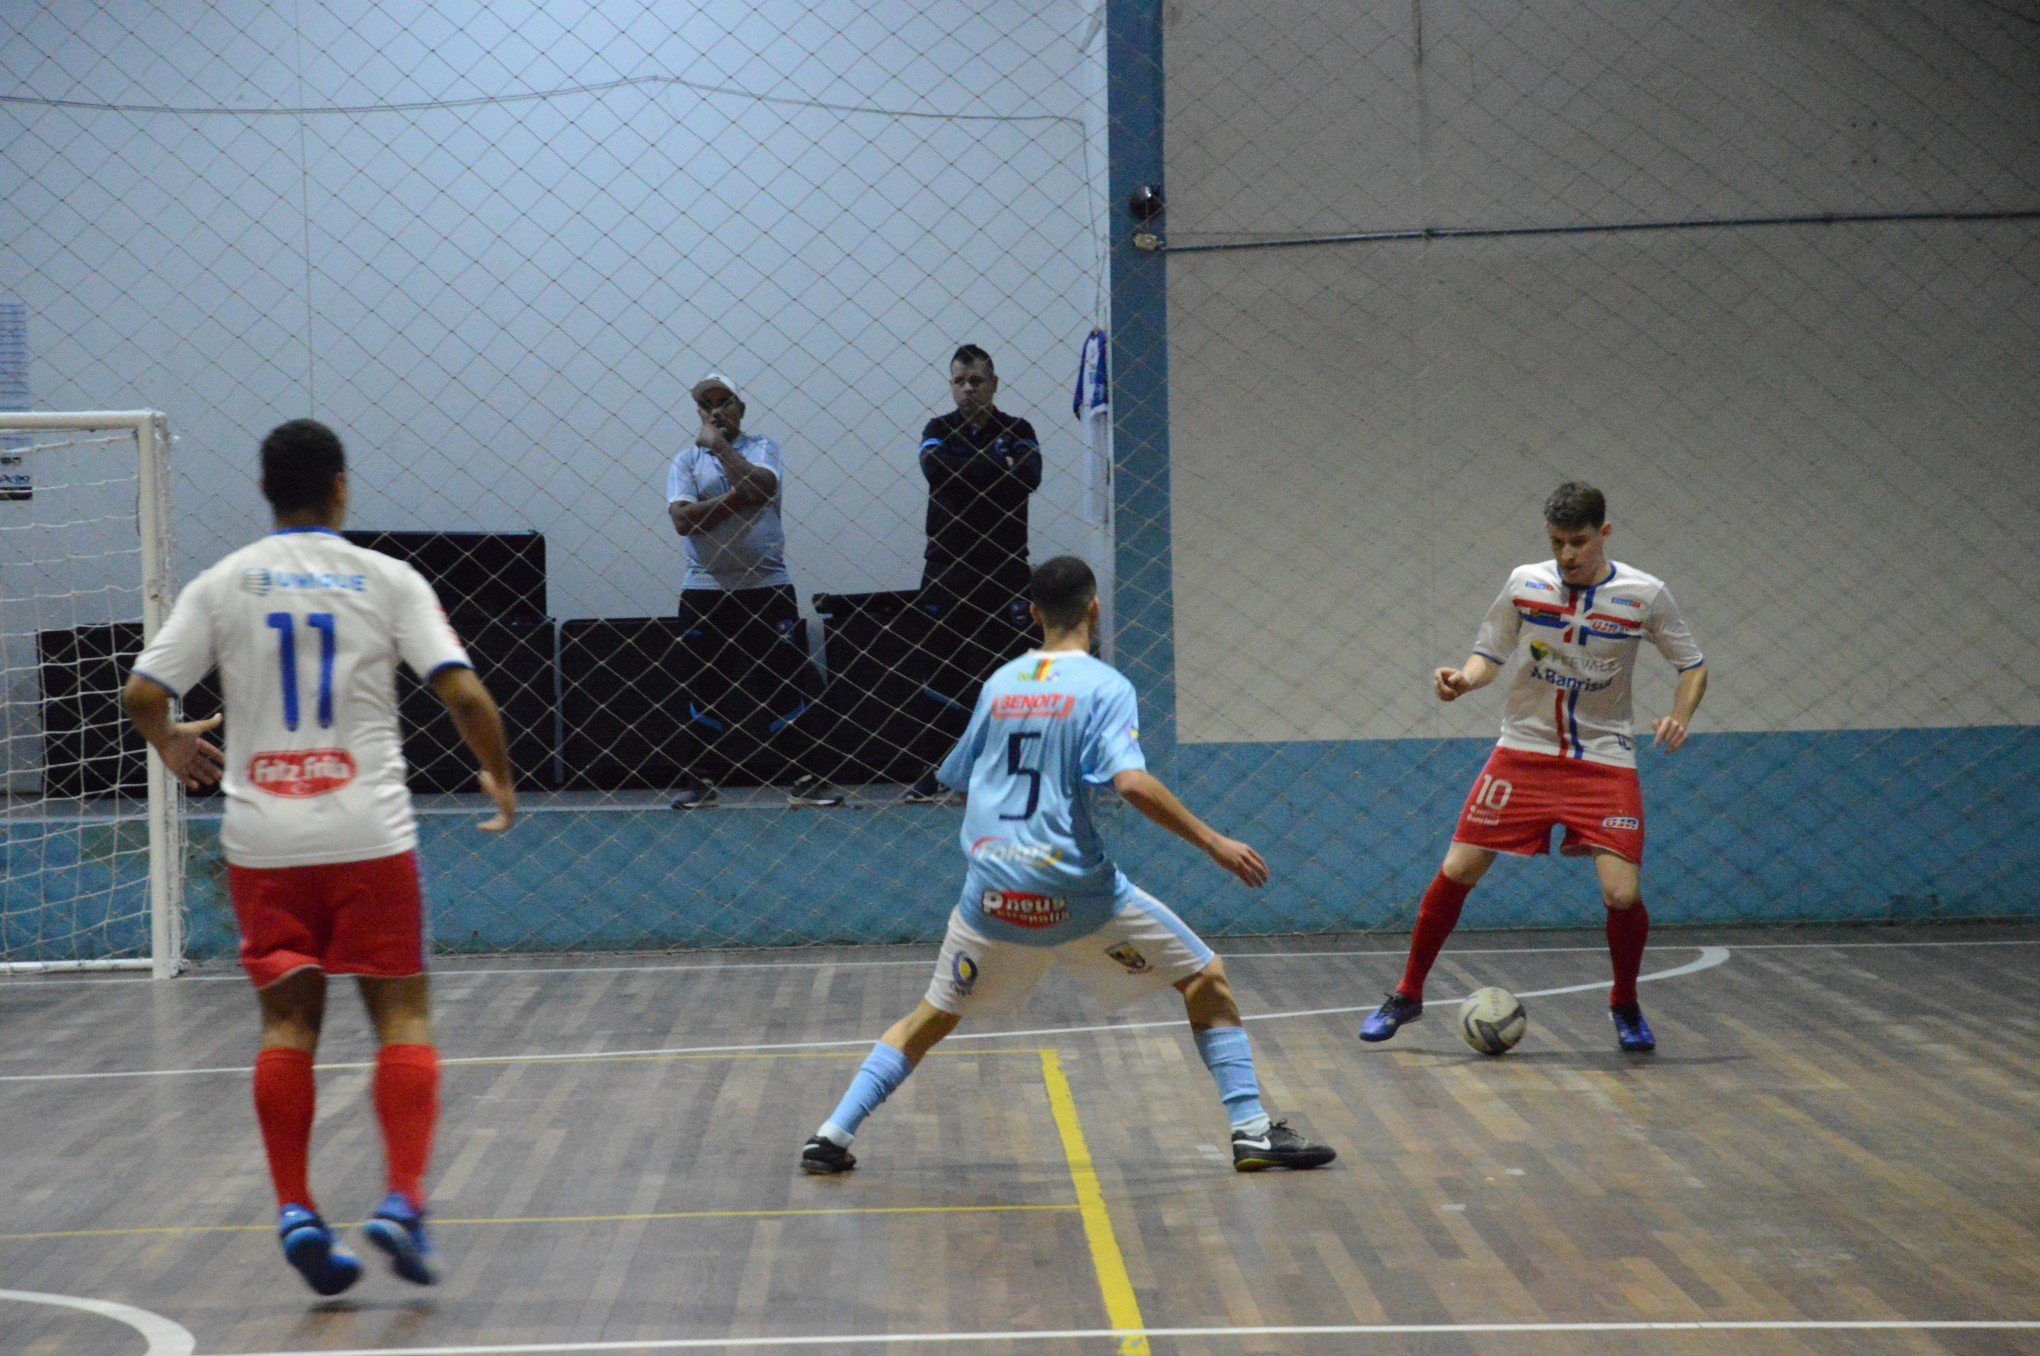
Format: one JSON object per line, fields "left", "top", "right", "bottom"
{"left": 0, "top": 412, "right": 184, "bottom": 975}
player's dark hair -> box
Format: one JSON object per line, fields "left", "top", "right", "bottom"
{"left": 1543, "top": 480, "right": 1606, "bottom": 530}
{"left": 951, "top": 344, "right": 995, "bottom": 375}
{"left": 259, "top": 419, "right": 346, "bottom": 515}
{"left": 1031, "top": 555, "right": 1097, "bottom": 632}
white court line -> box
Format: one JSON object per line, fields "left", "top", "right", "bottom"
{"left": 5, "top": 934, "right": 2029, "bottom": 988}
{"left": 211, "top": 1317, "right": 2040, "bottom": 1355}
{"left": 0, "top": 949, "right": 1730, "bottom": 1085}
{"left": 0, "top": 1288, "right": 196, "bottom": 1356}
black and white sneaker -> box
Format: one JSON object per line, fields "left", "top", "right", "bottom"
{"left": 786, "top": 774, "right": 845, "bottom": 808}
{"left": 903, "top": 772, "right": 961, "bottom": 805}
{"left": 800, "top": 1135, "right": 856, "bottom": 1174}
{"left": 1231, "top": 1121, "right": 1336, "bottom": 1172}
{"left": 670, "top": 778, "right": 719, "bottom": 810}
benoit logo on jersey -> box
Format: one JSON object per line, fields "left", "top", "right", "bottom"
{"left": 992, "top": 693, "right": 1075, "bottom": 720}
{"left": 248, "top": 749, "right": 358, "bottom": 797}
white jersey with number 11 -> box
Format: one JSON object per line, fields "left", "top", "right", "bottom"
{"left": 133, "top": 528, "right": 471, "bottom": 868}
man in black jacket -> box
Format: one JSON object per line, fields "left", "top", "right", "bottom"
{"left": 905, "top": 345, "right": 1043, "bottom": 801}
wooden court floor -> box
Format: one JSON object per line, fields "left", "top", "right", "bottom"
{"left": 1, "top": 922, "right": 2036, "bottom": 1356}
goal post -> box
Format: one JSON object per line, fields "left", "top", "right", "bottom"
{"left": 0, "top": 410, "right": 183, "bottom": 978}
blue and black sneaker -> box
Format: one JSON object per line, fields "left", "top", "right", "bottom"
{"left": 1359, "top": 992, "right": 1422, "bottom": 1043}
{"left": 277, "top": 1205, "right": 362, "bottom": 1297}
{"left": 360, "top": 1191, "right": 439, "bottom": 1285}
{"left": 1611, "top": 1003, "right": 1656, "bottom": 1053}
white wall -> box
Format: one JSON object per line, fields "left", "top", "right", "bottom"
{"left": 1163, "top": 0, "right": 2040, "bottom": 742}
{"left": 1, "top": 1, "right": 1111, "bottom": 624}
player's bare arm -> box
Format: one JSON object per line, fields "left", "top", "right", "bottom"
{"left": 120, "top": 674, "right": 225, "bottom": 790}
{"left": 431, "top": 666, "right": 517, "bottom": 832}
{"left": 1111, "top": 767, "right": 1269, "bottom": 888}
{"left": 1653, "top": 662, "right": 1708, "bottom": 752}
{"left": 1434, "top": 652, "right": 1501, "bottom": 702}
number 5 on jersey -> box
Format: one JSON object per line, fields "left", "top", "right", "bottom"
{"left": 266, "top": 611, "right": 337, "bottom": 730}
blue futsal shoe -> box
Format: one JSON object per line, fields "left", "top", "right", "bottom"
{"left": 277, "top": 1205, "right": 362, "bottom": 1297}
{"left": 1611, "top": 1003, "right": 1656, "bottom": 1052}
{"left": 1359, "top": 992, "right": 1422, "bottom": 1042}
{"left": 360, "top": 1191, "right": 439, "bottom": 1285}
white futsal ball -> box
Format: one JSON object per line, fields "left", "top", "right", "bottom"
{"left": 1457, "top": 987, "right": 1527, "bottom": 1056}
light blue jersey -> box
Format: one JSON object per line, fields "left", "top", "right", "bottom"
{"left": 939, "top": 649, "right": 1146, "bottom": 945}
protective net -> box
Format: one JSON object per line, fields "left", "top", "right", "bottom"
{"left": 0, "top": 415, "right": 183, "bottom": 970}
{"left": 1, "top": 2, "right": 2034, "bottom": 961}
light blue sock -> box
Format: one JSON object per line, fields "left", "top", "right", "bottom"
{"left": 817, "top": 1043, "right": 914, "bottom": 1146}
{"left": 1194, "top": 1026, "right": 1270, "bottom": 1137}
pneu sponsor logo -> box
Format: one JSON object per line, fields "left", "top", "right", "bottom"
{"left": 1602, "top": 816, "right": 1640, "bottom": 831}
{"left": 248, "top": 749, "right": 357, "bottom": 797}
{"left": 1523, "top": 579, "right": 1555, "bottom": 592}
{"left": 981, "top": 890, "right": 1069, "bottom": 928}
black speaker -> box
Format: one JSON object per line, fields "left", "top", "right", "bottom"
{"left": 36, "top": 619, "right": 556, "bottom": 798}
{"left": 393, "top": 617, "right": 560, "bottom": 792}
{"left": 558, "top": 617, "right": 692, "bottom": 791}
{"left": 342, "top": 530, "right": 545, "bottom": 625}
{"left": 811, "top": 590, "right": 947, "bottom": 783}
{"left": 38, "top": 622, "right": 221, "bottom": 798}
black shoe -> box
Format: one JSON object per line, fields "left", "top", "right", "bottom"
{"left": 1232, "top": 1120, "right": 1336, "bottom": 1172}
{"left": 670, "top": 778, "right": 718, "bottom": 810}
{"left": 903, "top": 771, "right": 960, "bottom": 805}
{"left": 800, "top": 1135, "right": 856, "bottom": 1174}
{"left": 786, "top": 774, "right": 845, "bottom": 808}
{"left": 1359, "top": 991, "right": 1422, "bottom": 1042}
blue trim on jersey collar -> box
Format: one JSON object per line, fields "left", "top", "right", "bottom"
{"left": 269, "top": 526, "right": 344, "bottom": 536}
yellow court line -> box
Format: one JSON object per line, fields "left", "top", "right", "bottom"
{"left": 1039, "top": 1049, "right": 1150, "bottom": 1356}
{"left": 0, "top": 1202, "right": 1077, "bottom": 1244}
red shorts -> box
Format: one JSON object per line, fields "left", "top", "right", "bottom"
{"left": 227, "top": 850, "right": 426, "bottom": 989}
{"left": 1452, "top": 747, "right": 1646, "bottom": 865}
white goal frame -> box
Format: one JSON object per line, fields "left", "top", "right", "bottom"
{"left": 0, "top": 410, "right": 182, "bottom": 978}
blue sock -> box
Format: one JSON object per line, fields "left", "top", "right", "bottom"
{"left": 817, "top": 1043, "right": 914, "bottom": 1145}
{"left": 1194, "top": 1026, "right": 1270, "bottom": 1136}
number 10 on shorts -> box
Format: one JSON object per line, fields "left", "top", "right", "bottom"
{"left": 1474, "top": 774, "right": 1513, "bottom": 811}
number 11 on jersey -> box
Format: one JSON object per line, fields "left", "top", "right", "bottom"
{"left": 266, "top": 611, "right": 337, "bottom": 731}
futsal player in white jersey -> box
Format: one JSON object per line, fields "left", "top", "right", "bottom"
{"left": 123, "top": 419, "right": 517, "bottom": 1295}
{"left": 800, "top": 556, "right": 1334, "bottom": 1174}
{"left": 1360, "top": 482, "right": 1707, "bottom": 1052}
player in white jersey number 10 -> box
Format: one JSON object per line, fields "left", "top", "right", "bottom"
{"left": 123, "top": 419, "right": 517, "bottom": 1297}
{"left": 1359, "top": 482, "right": 1709, "bottom": 1054}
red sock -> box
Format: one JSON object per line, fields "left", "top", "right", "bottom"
{"left": 252, "top": 1048, "right": 317, "bottom": 1210}
{"left": 374, "top": 1044, "right": 440, "bottom": 1206}
{"left": 1397, "top": 873, "right": 1473, "bottom": 1002}
{"left": 1606, "top": 901, "right": 1649, "bottom": 1007}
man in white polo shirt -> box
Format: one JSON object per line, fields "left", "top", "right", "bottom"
{"left": 664, "top": 372, "right": 841, "bottom": 809}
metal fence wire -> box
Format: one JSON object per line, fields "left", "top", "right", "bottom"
{"left": 2, "top": 1, "right": 2035, "bottom": 962}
